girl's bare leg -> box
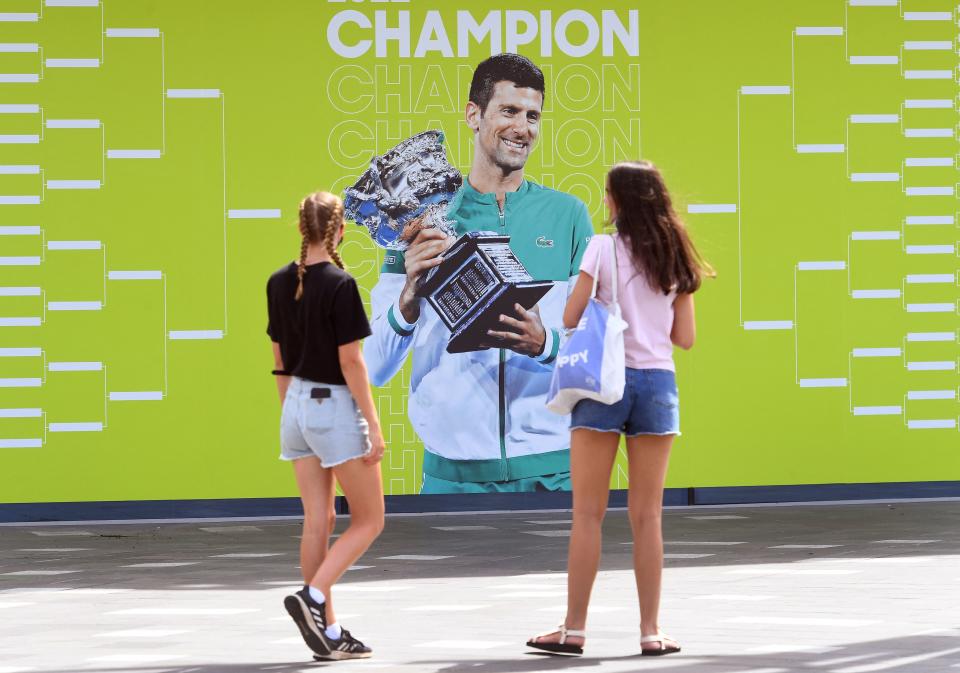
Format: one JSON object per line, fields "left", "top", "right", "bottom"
{"left": 530, "top": 428, "right": 619, "bottom": 646}
{"left": 292, "top": 458, "right": 336, "bottom": 583}
{"left": 625, "top": 434, "right": 677, "bottom": 651}
{"left": 309, "top": 458, "right": 384, "bottom": 625}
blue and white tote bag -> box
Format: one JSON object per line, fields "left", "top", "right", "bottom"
{"left": 547, "top": 234, "right": 627, "bottom": 415}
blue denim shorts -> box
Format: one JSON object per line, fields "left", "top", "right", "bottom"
{"left": 571, "top": 368, "right": 680, "bottom": 436}
{"left": 279, "top": 377, "right": 370, "bottom": 466}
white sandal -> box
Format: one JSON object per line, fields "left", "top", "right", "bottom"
{"left": 641, "top": 632, "right": 681, "bottom": 656}
{"left": 526, "top": 623, "right": 585, "bottom": 655}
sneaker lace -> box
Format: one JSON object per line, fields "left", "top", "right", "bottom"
{"left": 338, "top": 630, "right": 366, "bottom": 652}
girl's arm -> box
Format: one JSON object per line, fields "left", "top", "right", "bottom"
{"left": 562, "top": 271, "right": 594, "bottom": 330}
{"left": 272, "top": 342, "right": 291, "bottom": 403}
{"left": 671, "top": 293, "right": 696, "bottom": 350}
{"left": 338, "top": 340, "right": 385, "bottom": 465}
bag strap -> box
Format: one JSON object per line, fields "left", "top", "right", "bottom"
{"left": 590, "top": 237, "right": 603, "bottom": 299}
{"left": 610, "top": 234, "right": 619, "bottom": 305}
{"left": 590, "top": 234, "right": 619, "bottom": 305}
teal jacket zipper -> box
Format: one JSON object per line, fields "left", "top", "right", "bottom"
{"left": 497, "top": 200, "right": 508, "bottom": 481}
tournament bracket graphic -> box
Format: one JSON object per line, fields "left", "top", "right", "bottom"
{"left": 0, "top": 1, "right": 957, "bottom": 505}
{"left": 681, "top": 5, "right": 959, "bottom": 432}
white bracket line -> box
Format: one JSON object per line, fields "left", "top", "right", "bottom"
{"left": 797, "top": 144, "right": 845, "bottom": 153}
{"left": 798, "top": 261, "right": 846, "bottom": 270}
{"left": 850, "top": 55, "right": 898, "bottom": 65}
{"left": 108, "top": 270, "right": 161, "bottom": 280}
{"left": 168, "top": 330, "right": 224, "bottom": 340}
{"left": 905, "top": 215, "right": 953, "bottom": 225}
{"left": 687, "top": 204, "right": 736, "bottom": 214}
{"left": 799, "top": 378, "right": 848, "bottom": 388}
{"left": 109, "top": 391, "right": 162, "bottom": 401}
{"left": 227, "top": 209, "right": 282, "bottom": 219}
{"left": 105, "top": 28, "right": 159, "bottom": 38}
{"left": 48, "top": 361, "right": 102, "bottom": 372}
{"left": 744, "top": 321, "right": 793, "bottom": 330}
{"left": 106, "top": 149, "right": 160, "bottom": 159}
{"left": 902, "top": 11, "right": 952, "bottom": 21}
{"left": 0, "top": 13, "right": 40, "bottom": 22}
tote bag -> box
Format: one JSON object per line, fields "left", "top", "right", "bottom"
{"left": 546, "top": 234, "right": 627, "bottom": 415}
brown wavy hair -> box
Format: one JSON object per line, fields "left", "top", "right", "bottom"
{"left": 607, "top": 161, "right": 714, "bottom": 295}
{"left": 295, "top": 191, "right": 344, "bottom": 300}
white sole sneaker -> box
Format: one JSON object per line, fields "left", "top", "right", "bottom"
{"left": 283, "top": 593, "right": 331, "bottom": 656}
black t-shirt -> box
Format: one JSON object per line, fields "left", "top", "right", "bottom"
{"left": 266, "top": 261, "right": 372, "bottom": 385}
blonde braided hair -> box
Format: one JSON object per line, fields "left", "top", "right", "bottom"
{"left": 323, "top": 200, "right": 345, "bottom": 271}
{"left": 295, "top": 191, "right": 346, "bottom": 301}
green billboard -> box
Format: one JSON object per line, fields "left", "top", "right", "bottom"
{"left": 0, "top": 0, "right": 957, "bottom": 504}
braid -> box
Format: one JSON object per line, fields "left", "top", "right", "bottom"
{"left": 293, "top": 192, "right": 344, "bottom": 300}
{"left": 295, "top": 198, "right": 310, "bottom": 301}
{"left": 324, "top": 202, "right": 345, "bottom": 270}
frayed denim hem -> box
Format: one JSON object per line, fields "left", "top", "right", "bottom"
{"left": 570, "top": 424, "right": 622, "bottom": 434}
{"left": 569, "top": 426, "right": 681, "bottom": 437}
{"left": 279, "top": 448, "right": 370, "bottom": 467}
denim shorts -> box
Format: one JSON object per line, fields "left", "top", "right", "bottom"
{"left": 571, "top": 368, "right": 680, "bottom": 436}
{"left": 279, "top": 377, "right": 370, "bottom": 466}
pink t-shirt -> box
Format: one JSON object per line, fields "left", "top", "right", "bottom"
{"left": 579, "top": 234, "right": 676, "bottom": 371}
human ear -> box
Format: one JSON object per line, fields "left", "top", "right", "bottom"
{"left": 465, "top": 101, "right": 481, "bottom": 133}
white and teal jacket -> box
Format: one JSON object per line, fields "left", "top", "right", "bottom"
{"left": 365, "top": 178, "right": 594, "bottom": 483}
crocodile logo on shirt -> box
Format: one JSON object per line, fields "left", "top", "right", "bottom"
{"left": 536, "top": 236, "right": 554, "bottom": 248}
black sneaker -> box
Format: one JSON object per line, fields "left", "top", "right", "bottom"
{"left": 314, "top": 629, "right": 373, "bottom": 660}
{"left": 283, "top": 586, "right": 331, "bottom": 656}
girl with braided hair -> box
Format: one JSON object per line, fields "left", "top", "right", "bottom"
{"left": 266, "top": 191, "right": 385, "bottom": 660}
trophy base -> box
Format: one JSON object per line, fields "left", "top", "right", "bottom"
{"left": 415, "top": 231, "right": 555, "bottom": 354}
{"left": 445, "top": 281, "right": 553, "bottom": 354}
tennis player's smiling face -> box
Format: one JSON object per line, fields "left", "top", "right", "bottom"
{"left": 470, "top": 81, "right": 543, "bottom": 175}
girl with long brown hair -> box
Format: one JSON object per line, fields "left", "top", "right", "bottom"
{"left": 266, "top": 191, "right": 385, "bottom": 660}
{"left": 528, "top": 161, "right": 712, "bottom": 657}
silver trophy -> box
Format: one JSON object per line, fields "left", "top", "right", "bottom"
{"left": 345, "top": 130, "right": 551, "bottom": 353}
{"left": 343, "top": 130, "right": 462, "bottom": 250}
